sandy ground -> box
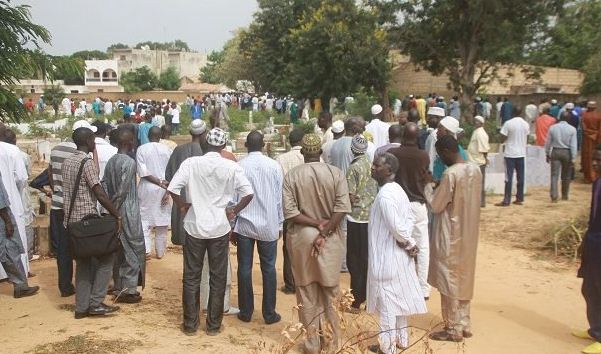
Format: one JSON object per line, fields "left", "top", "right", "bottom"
{"left": 0, "top": 181, "right": 593, "bottom": 354}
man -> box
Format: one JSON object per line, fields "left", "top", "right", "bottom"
{"left": 190, "top": 99, "right": 202, "bottom": 120}
{"left": 449, "top": 96, "right": 460, "bottom": 120}
{"left": 525, "top": 100, "right": 539, "bottom": 133}
{"left": 365, "top": 104, "right": 389, "bottom": 148}
{"left": 165, "top": 120, "right": 207, "bottom": 246}
{"left": 232, "top": 131, "right": 283, "bottom": 324}
{"left": 550, "top": 99, "right": 561, "bottom": 119}
{"left": 104, "top": 99, "right": 113, "bottom": 116}
{"left": 103, "top": 130, "right": 145, "bottom": 304}
{"left": 136, "top": 127, "right": 172, "bottom": 259}
{"left": 500, "top": 97, "right": 513, "bottom": 125}
{"left": 467, "top": 116, "right": 490, "bottom": 207}
{"left": 535, "top": 107, "right": 557, "bottom": 147}
{"left": 321, "top": 120, "right": 344, "bottom": 164}
{"left": 159, "top": 125, "right": 177, "bottom": 151}
{"left": 138, "top": 111, "right": 154, "bottom": 146}
{"left": 573, "top": 145, "right": 601, "bottom": 354}
{"left": 92, "top": 121, "right": 117, "bottom": 180}
{"left": 416, "top": 95, "right": 427, "bottom": 125}
{"left": 317, "top": 111, "right": 334, "bottom": 145}
{"left": 275, "top": 128, "right": 305, "bottom": 294}
{"left": 62, "top": 127, "right": 122, "bottom": 319}
{"left": 426, "top": 135, "right": 482, "bottom": 342}
{"left": 423, "top": 107, "right": 445, "bottom": 170}
{"left": 495, "top": 107, "right": 529, "bottom": 206}
{"left": 367, "top": 153, "right": 426, "bottom": 353}
{"left": 582, "top": 102, "right": 601, "bottom": 183}
{"left": 282, "top": 133, "right": 351, "bottom": 353}
{"left": 433, "top": 117, "right": 468, "bottom": 182}
{"left": 0, "top": 124, "right": 29, "bottom": 283}
{"left": 168, "top": 128, "right": 254, "bottom": 336}
{"left": 389, "top": 123, "right": 431, "bottom": 299}
{"left": 330, "top": 116, "right": 365, "bottom": 173}
{"left": 545, "top": 111, "right": 578, "bottom": 202}
{"left": 345, "top": 135, "right": 378, "bottom": 313}
{"left": 375, "top": 124, "right": 402, "bottom": 157}
{"left": 0, "top": 173, "right": 39, "bottom": 298}
{"left": 171, "top": 102, "right": 181, "bottom": 135}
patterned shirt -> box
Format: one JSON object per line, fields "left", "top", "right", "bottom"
{"left": 62, "top": 151, "right": 100, "bottom": 225}
{"left": 346, "top": 154, "right": 378, "bottom": 223}
{"left": 49, "top": 142, "right": 77, "bottom": 210}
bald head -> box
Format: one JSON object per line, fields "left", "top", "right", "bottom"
{"left": 148, "top": 126, "right": 162, "bottom": 142}
{"left": 402, "top": 122, "right": 419, "bottom": 144}
{"left": 246, "top": 130, "right": 264, "bottom": 152}
{"left": 0, "top": 122, "right": 6, "bottom": 139}
{"left": 407, "top": 109, "right": 420, "bottom": 123}
{"left": 345, "top": 116, "right": 365, "bottom": 136}
{"left": 72, "top": 127, "right": 95, "bottom": 150}
{"left": 388, "top": 124, "right": 403, "bottom": 144}
{"left": 4, "top": 129, "right": 16, "bottom": 145}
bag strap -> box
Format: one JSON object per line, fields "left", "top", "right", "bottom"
{"left": 67, "top": 157, "right": 90, "bottom": 224}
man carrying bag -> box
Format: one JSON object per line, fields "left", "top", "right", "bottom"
{"left": 62, "top": 126, "right": 122, "bottom": 319}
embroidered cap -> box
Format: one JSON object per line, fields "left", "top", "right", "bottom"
{"left": 301, "top": 133, "right": 322, "bottom": 154}
{"left": 351, "top": 134, "right": 368, "bottom": 154}
{"left": 206, "top": 127, "right": 227, "bottom": 146}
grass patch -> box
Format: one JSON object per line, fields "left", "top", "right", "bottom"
{"left": 26, "top": 334, "right": 143, "bottom": 354}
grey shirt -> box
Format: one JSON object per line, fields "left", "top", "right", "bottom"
{"left": 545, "top": 121, "right": 578, "bottom": 160}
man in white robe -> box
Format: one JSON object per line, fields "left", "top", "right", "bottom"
{"left": 365, "top": 104, "right": 390, "bottom": 148}
{"left": 0, "top": 123, "right": 29, "bottom": 279}
{"left": 367, "top": 153, "right": 427, "bottom": 353}
{"left": 136, "top": 126, "right": 172, "bottom": 258}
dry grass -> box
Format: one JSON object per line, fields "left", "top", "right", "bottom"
{"left": 26, "top": 333, "right": 143, "bottom": 354}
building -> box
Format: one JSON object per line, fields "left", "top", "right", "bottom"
{"left": 84, "top": 60, "right": 124, "bottom": 93}
{"left": 111, "top": 48, "right": 208, "bottom": 79}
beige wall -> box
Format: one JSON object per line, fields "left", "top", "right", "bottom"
{"left": 112, "top": 49, "right": 207, "bottom": 79}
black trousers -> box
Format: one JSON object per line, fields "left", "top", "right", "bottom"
{"left": 581, "top": 235, "right": 601, "bottom": 341}
{"left": 347, "top": 221, "right": 368, "bottom": 308}
{"left": 182, "top": 233, "right": 228, "bottom": 332}
{"left": 282, "top": 221, "right": 295, "bottom": 291}
{"left": 51, "top": 209, "right": 74, "bottom": 295}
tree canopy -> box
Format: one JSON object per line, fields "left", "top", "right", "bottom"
{"left": 200, "top": 50, "right": 225, "bottom": 84}
{"left": 107, "top": 43, "right": 129, "bottom": 52}
{"left": 158, "top": 66, "right": 180, "bottom": 91}
{"left": 394, "top": 0, "right": 562, "bottom": 119}
{"left": 134, "top": 40, "right": 190, "bottom": 52}
{"left": 0, "top": 0, "right": 83, "bottom": 122}
{"left": 120, "top": 66, "right": 158, "bottom": 93}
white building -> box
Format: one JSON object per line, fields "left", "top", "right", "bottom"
{"left": 112, "top": 48, "right": 208, "bottom": 79}
{"left": 84, "top": 60, "right": 124, "bottom": 93}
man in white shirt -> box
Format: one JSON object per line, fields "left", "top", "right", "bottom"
{"left": 168, "top": 128, "right": 254, "bottom": 336}
{"left": 467, "top": 116, "right": 490, "bottom": 207}
{"left": 525, "top": 100, "right": 538, "bottom": 134}
{"left": 317, "top": 111, "right": 334, "bottom": 145}
{"left": 104, "top": 100, "right": 113, "bottom": 116}
{"left": 275, "top": 128, "right": 305, "bottom": 294}
{"left": 91, "top": 121, "right": 117, "bottom": 180}
{"left": 232, "top": 131, "right": 283, "bottom": 325}
{"left": 321, "top": 120, "right": 345, "bottom": 164}
{"left": 170, "top": 102, "right": 180, "bottom": 135}
{"left": 365, "top": 104, "right": 390, "bottom": 148}
{"left": 495, "top": 108, "right": 529, "bottom": 206}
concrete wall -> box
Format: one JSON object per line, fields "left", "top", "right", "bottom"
{"left": 112, "top": 49, "right": 207, "bottom": 78}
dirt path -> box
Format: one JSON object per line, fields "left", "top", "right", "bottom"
{"left": 0, "top": 182, "right": 592, "bottom": 354}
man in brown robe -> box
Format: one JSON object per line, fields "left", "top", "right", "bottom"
{"left": 582, "top": 101, "right": 601, "bottom": 183}
{"left": 425, "top": 135, "right": 482, "bottom": 342}
{"left": 282, "top": 133, "right": 351, "bottom": 353}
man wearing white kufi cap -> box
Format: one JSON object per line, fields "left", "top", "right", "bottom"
{"left": 467, "top": 116, "right": 490, "bottom": 207}
{"left": 422, "top": 106, "right": 446, "bottom": 174}
{"left": 432, "top": 117, "right": 468, "bottom": 182}
{"left": 366, "top": 104, "right": 390, "bottom": 148}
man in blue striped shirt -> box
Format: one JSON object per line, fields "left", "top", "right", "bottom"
{"left": 232, "top": 131, "right": 284, "bottom": 324}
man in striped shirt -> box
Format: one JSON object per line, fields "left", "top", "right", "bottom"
{"left": 232, "top": 131, "right": 283, "bottom": 324}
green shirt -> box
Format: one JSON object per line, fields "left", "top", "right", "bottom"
{"left": 346, "top": 154, "right": 378, "bottom": 222}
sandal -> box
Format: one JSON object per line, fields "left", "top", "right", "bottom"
{"left": 429, "top": 330, "right": 463, "bottom": 342}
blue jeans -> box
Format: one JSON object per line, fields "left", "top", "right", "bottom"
{"left": 503, "top": 157, "right": 525, "bottom": 204}
{"left": 235, "top": 233, "right": 278, "bottom": 322}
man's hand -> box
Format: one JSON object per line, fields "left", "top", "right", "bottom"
{"left": 161, "top": 193, "right": 170, "bottom": 206}
{"left": 159, "top": 180, "right": 169, "bottom": 189}
{"left": 5, "top": 220, "right": 14, "bottom": 238}
{"left": 226, "top": 207, "right": 237, "bottom": 221}
{"left": 317, "top": 219, "right": 329, "bottom": 234}
{"left": 407, "top": 245, "right": 419, "bottom": 258}
{"left": 311, "top": 235, "right": 326, "bottom": 257}
{"left": 229, "top": 231, "right": 237, "bottom": 246}
{"left": 116, "top": 217, "right": 122, "bottom": 235}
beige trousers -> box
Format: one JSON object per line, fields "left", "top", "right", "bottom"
{"left": 296, "top": 283, "right": 340, "bottom": 354}
{"left": 441, "top": 294, "right": 471, "bottom": 336}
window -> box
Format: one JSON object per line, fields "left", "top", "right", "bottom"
{"left": 97, "top": 89, "right": 104, "bottom": 93}
{"left": 120, "top": 55, "right": 126, "bottom": 61}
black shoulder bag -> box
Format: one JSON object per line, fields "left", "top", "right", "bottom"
{"left": 67, "top": 158, "right": 120, "bottom": 259}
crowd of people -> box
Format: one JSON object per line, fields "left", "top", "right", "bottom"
{"left": 1, "top": 91, "right": 601, "bottom": 353}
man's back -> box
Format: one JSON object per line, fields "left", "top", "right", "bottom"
{"left": 49, "top": 142, "right": 77, "bottom": 210}
{"left": 62, "top": 151, "right": 99, "bottom": 225}
{"left": 535, "top": 114, "right": 556, "bottom": 146}
{"left": 329, "top": 136, "right": 353, "bottom": 173}
{"left": 389, "top": 145, "right": 429, "bottom": 203}
{"left": 501, "top": 117, "right": 529, "bottom": 158}
{"left": 136, "top": 142, "right": 171, "bottom": 180}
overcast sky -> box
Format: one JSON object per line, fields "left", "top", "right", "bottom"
{"left": 13, "top": 0, "right": 257, "bottom": 55}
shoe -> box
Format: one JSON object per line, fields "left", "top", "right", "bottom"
{"left": 494, "top": 202, "right": 510, "bottom": 207}
{"left": 513, "top": 200, "right": 523, "bottom": 205}
{"left": 237, "top": 313, "right": 251, "bottom": 323}
{"left": 74, "top": 311, "right": 88, "bottom": 319}
{"left": 115, "top": 293, "right": 142, "bottom": 304}
{"left": 573, "top": 329, "right": 594, "bottom": 340}
{"left": 280, "top": 286, "right": 295, "bottom": 294}
{"left": 424, "top": 297, "right": 430, "bottom": 301}
{"left": 463, "top": 330, "right": 473, "bottom": 338}
{"left": 14, "top": 286, "right": 39, "bottom": 298}
{"left": 27, "top": 272, "right": 36, "bottom": 278}
{"left": 31, "top": 255, "right": 40, "bottom": 261}
{"left": 88, "top": 303, "right": 120, "bottom": 315}
{"left": 367, "top": 344, "right": 385, "bottom": 353}
{"left": 181, "top": 325, "right": 197, "bottom": 336}
{"left": 429, "top": 330, "right": 463, "bottom": 342}
{"left": 206, "top": 326, "right": 223, "bottom": 336}
{"left": 61, "top": 289, "right": 76, "bottom": 297}
{"left": 224, "top": 307, "right": 240, "bottom": 316}
{"left": 583, "top": 342, "right": 601, "bottom": 354}
{"left": 265, "top": 313, "right": 281, "bottom": 325}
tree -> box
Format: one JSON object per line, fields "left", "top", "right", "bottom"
{"left": 53, "top": 55, "right": 86, "bottom": 85}
{"left": 158, "top": 66, "right": 180, "bottom": 90}
{"left": 395, "top": 0, "right": 562, "bottom": 120}
{"left": 134, "top": 40, "right": 190, "bottom": 52}
{"left": 200, "top": 50, "right": 225, "bottom": 84}
{"left": 71, "top": 50, "right": 109, "bottom": 60}
{"left": 283, "top": 0, "right": 391, "bottom": 111}
{"left": 0, "top": 1, "right": 83, "bottom": 122}
{"left": 107, "top": 43, "right": 129, "bottom": 52}
{"left": 42, "top": 84, "right": 65, "bottom": 118}
{"left": 581, "top": 48, "right": 601, "bottom": 95}
{"left": 119, "top": 66, "right": 158, "bottom": 93}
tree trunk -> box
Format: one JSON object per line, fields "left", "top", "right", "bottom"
{"left": 381, "top": 86, "right": 393, "bottom": 122}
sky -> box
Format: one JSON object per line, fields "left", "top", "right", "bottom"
{"left": 13, "top": 0, "right": 258, "bottom": 55}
